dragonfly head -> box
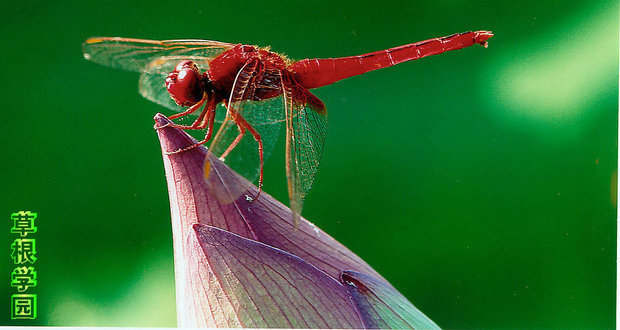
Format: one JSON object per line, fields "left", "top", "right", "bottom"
{"left": 166, "top": 60, "right": 210, "bottom": 107}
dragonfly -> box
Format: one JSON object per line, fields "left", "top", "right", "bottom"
{"left": 83, "top": 30, "right": 493, "bottom": 225}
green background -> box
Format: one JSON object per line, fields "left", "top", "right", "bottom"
{"left": 1, "top": 0, "right": 617, "bottom": 327}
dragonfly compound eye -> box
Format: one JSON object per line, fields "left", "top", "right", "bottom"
{"left": 166, "top": 60, "right": 205, "bottom": 106}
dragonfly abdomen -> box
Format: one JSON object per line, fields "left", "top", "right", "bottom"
{"left": 290, "top": 30, "right": 493, "bottom": 90}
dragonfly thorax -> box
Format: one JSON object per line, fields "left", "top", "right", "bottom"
{"left": 166, "top": 60, "right": 212, "bottom": 107}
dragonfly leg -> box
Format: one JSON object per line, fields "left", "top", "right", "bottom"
{"left": 232, "top": 114, "right": 264, "bottom": 200}
{"left": 164, "top": 96, "right": 212, "bottom": 130}
{"left": 164, "top": 102, "right": 217, "bottom": 155}
{"left": 196, "top": 106, "right": 217, "bottom": 144}
{"left": 168, "top": 93, "right": 207, "bottom": 120}
{"left": 219, "top": 124, "right": 245, "bottom": 161}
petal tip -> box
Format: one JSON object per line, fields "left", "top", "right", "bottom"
{"left": 154, "top": 113, "right": 203, "bottom": 155}
{"left": 154, "top": 112, "right": 172, "bottom": 128}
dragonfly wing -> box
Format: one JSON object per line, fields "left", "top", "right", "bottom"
{"left": 138, "top": 56, "right": 212, "bottom": 113}
{"left": 205, "top": 59, "right": 283, "bottom": 203}
{"left": 281, "top": 73, "right": 328, "bottom": 225}
{"left": 83, "top": 37, "right": 235, "bottom": 72}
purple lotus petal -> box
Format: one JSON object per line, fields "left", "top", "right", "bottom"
{"left": 182, "top": 224, "right": 364, "bottom": 328}
{"left": 155, "top": 113, "right": 382, "bottom": 281}
{"left": 154, "top": 113, "right": 437, "bottom": 328}
{"left": 341, "top": 271, "right": 439, "bottom": 329}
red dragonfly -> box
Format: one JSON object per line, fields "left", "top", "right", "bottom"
{"left": 83, "top": 30, "right": 493, "bottom": 224}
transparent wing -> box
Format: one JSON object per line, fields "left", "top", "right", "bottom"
{"left": 138, "top": 56, "right": 212, "bottom": 113}
{"left": 83, "top": 37, "right": 235, "bottom": 72}
{"left": 282, "top": 73, "right": 328, "bottom": 225}
{"left": 205, "top": 60, "right": 284, "bottom": 203}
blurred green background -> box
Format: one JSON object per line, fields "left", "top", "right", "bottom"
{"left": 1, "top": 0, "right": 617, "bottom": 327}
